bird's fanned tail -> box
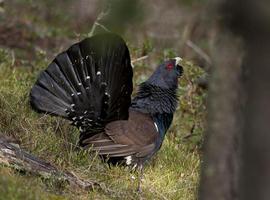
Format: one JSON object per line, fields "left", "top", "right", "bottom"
{"left": 30, "top": 33, "right": 133, "bottom": 145}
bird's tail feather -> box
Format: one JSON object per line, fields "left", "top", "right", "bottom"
{"left": 30, "top": 33, "right": 133, "bottom": 142}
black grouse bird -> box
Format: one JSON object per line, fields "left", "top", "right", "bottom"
{"left": 30, "top": 33, "right": 183, "bottom": 190}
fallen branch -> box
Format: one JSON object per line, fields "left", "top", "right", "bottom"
{"left": 0, "top": 137, "right": 100, "bottom": 190}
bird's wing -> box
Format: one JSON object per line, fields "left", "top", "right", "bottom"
{"left": 82, "top": 110, "right": 159, "bottom": 160}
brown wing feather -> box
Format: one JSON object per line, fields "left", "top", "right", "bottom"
{"left": 83, "top": 110, "right": 159, "bottom": 159}
{"left": 105, "top": 110, "right": 158, "bottom": 145}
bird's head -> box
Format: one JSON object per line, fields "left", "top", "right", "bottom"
{"left": 146, "top": 57, "right": 183, "bottom": 90}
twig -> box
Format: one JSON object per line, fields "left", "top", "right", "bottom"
{"left": 186, "top": 40, "right": 212, "bottom": 66}
{"left": 183, "top": 123, "right": 196, "bottom": 140}
{"left": 94, "top": 22, "right": 110, "bottom": 33}
{"left": 131, "top": 55, "right": 149, "bottom": 65}
{"left": 11, "top": 50, "right": 15, "bottom": 66}
{"left": 88, "top": 7, "right": 111, "bottom": 37}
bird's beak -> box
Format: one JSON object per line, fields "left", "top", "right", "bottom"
{"left": 176, "top": 65, "right": 183, "bottom": 77}
{"left": 174, "top": 57, "right": 183, "bottom": 77}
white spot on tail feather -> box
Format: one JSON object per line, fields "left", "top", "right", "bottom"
{"left": 96, "top": 71, "right": 101, "bottom": 75}
{"left": 125, "top": 156, "right": 132, "bottom": 165}
{"left": 105, "top": 92, "right": 110, "bottom": 97}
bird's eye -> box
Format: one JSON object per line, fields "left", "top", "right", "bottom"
{"left": 166, "top": 63, "right": 174, "bottom": 71}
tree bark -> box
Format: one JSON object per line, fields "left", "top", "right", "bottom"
{"left": 232, "top": 1, "right": 270, "bottom": 199}
{"left": 198, "top": 32, "right": 243, "bottom": 200}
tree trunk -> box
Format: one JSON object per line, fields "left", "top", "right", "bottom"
{"left": 199, "top": 1, "right": 270, "bottom": 200}
{"left": 198, "top": 32, "right": 243, "bottom": 200}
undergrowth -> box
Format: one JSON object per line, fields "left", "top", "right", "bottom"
{"left": 0, "top": 47, "right": 206, "bottom": 199}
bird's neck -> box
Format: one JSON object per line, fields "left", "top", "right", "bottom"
{"left": 130, "top": 82, "right": 178, "bottom": 137}
{"left": 153, "top": 113, "right": 174, "bottom": 139}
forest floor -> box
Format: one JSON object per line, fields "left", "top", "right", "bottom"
{"left": 0, "top": 1, "right": 207, "bottom": 199}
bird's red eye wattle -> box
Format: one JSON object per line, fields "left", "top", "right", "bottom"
{"left": 166, "top": 63, "right": 174, "bottom": 71}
